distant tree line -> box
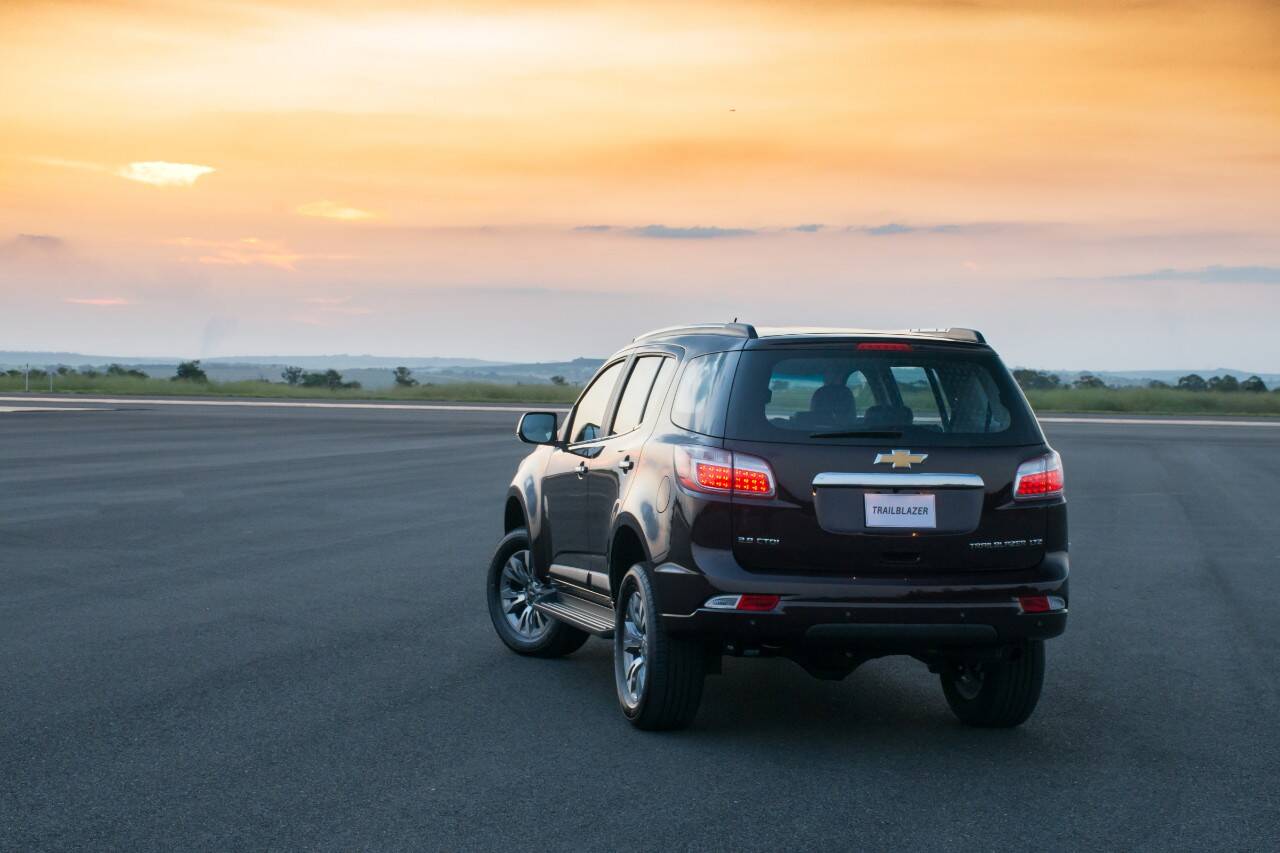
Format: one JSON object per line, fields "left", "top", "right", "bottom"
{"left": 279, "top": 365, "right": 362, "bottom": 390}
{"left": 1164, "top": 373, "right": 1268, "bottom": 393}
{"left": 2, "top": 363, "right": 153, "bottom": 381}
{"left": 1013, "top": 369, "right": 1271, "bottom": 393}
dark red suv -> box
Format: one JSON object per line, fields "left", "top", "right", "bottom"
{"left": 487, "top": 324, "right": 1068, "bottom": 730}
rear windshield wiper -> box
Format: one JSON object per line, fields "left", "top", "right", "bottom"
{"left": 808, "top": 430, "right": 903, "bottom": 439}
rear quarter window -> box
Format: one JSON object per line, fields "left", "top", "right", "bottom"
{"left": 670, "top": 351, "right": 739, "bottom": 437}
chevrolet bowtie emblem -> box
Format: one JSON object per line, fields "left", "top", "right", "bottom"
{"left": 874, "top": 449, "right": 928, "bottom": 469}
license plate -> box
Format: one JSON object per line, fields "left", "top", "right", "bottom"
{"left": 864, "top": 493, "right": 936, "bottom": 528}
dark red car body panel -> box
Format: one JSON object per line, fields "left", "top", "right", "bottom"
{"left": 505, "top": 326, "right": 1068, "bottom": 658}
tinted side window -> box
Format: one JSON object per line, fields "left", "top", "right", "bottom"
{"left": 569, "top": 360, "right": 624, "bottom": 443}
{"left": 670, "top": 351, "right": 737, "bottom": 437}
{"left": 610, "top": 356, "right": 667, "bottom": 436}
{"left": 646, "top": 358, "right": 676, "bottom": 421}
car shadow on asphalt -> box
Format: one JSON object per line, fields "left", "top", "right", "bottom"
{"left": 546, "top": 640, "right": 1061, "bottom": 752}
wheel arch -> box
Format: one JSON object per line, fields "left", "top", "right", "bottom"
{"left": 503, "top": 490, "right": 527, "bottom": 533}
{"left": 608, "top": 518, "right": 651, "bottom": 601}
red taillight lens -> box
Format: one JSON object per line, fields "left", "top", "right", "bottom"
{"left": 1014, "top": 450, "right": 1064, "bottom": 500}
{"left": 1018, "top": 595, "right": 1051, "bottom": 613}
{"left": 1016, "top": 468, "right": 1064, "bottom": 497}
{"left": 1017, "top": 594, "right": 1066, "bottom": 613}
{"left": 676, "top": 446, "right": 733, "bottom": 493}
{"left": 857, "top": 341, "right": 913, "bottom": 351}
{"left": 731, "top": 453, "right": 775, "bottom": 496}
{"left": 734, "top": 469, "right": 771, "bottom": 494}
{"left": 695, "top": 461, "right": 733, "bottom": 490}
{"left": 675, "top": 445, "right": 775, "bottom": 498}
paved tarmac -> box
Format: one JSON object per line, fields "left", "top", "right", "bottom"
{"left": 1, "top": 399, "right": 1277, "bottom": 851}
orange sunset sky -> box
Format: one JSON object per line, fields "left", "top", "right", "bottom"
{"left": 1, "top": 0, "right": 1278, "bottom": 367}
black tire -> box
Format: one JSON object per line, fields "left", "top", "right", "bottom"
{"left": 486, "top": 528, "right": 589, "bottom": 658}
{"left": 613, "top": 563, "right": 705, "bottom": 731}
{"left": 940, "top": 641, "right": 1046, "bottom": 728}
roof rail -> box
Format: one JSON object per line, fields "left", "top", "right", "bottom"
{"left": 908, "top": 327, "right": 986, "bottom": 344}
{"left": 633, "top": 322, "right": 758, "bottom": 342}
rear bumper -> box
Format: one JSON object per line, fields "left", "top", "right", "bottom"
{"left": 655, "top": 547, "right": 1068, "bottom": 648}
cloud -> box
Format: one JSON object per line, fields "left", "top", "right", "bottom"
{"left": 16, "top": 233, "right": 64, "bottom": 249}
{"left": 2, "top": 233, "right": 65, "bottom": 255}
{"left": 1112, "top": 265, "right": 1280, "bottom": 285}
{"left": 35, "top": 156, "right": 215, "bottom": 187}
{"left": 574, "top": 224, "right": 825, "bottom": 236}
{"left": 627, "top": 224, "right": 757, "bottom": 239}
{"left": 296, "top": 200, "right": 376, "bottom": 221}
{"left": 847, "top": 222, "right": 1005, "bottom": 236}
{"left": 117, "top": 161, "right": 216, "bottom": 187}
{"left": 852, "top": 223, "right": 956, "bottom": 236}
{"left": 1, "top": 234, "right": 72, "bottom": 268}
{"left": 860, "top": 223, "right": 915, "bottom": 236}
{"left": 62, "top": 297, "right": 129, "bottom": 306}
{"left": 166, "top": 237, "right": 350, "bottom": 271}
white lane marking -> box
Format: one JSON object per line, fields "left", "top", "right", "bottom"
{"left": 1039, "top": 416, "right": 1280, "bottom": 428}
{"left": 0, "top": 395, "right": 570, "bottom": 414}
{"left": 0, "top": 406, "right": 105, "bottom": 413}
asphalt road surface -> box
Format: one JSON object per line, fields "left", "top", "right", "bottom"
{"left": 2, "top": 399, "right": 1277, "bottom": 851}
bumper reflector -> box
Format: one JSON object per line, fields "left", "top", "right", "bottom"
{"left": 1017, "top": 595, "right": 1066, "bottom": 613}
{"left": 704, "top": 594, "right": 781, "bottom": 612}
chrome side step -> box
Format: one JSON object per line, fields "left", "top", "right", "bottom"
{"left": 533, "top": 592, "right": 615, "bottom": 637}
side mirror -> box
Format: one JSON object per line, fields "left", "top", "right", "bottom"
{"left": 516, "top": 411, "right": 559, "bottom": 445}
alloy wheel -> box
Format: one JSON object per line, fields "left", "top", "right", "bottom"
{"left": 619, "top": 587, "right": 649, "bottom": 706}
{"left": 499, "top": 549, "right": 552, "bottom": 641}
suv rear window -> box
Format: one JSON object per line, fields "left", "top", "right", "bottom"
{"left": 724, "top": 347, "right": 1041, "bottom": 446}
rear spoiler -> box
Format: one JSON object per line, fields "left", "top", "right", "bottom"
{"left": 907, "top": 328, "right": 986, "bottom": 344}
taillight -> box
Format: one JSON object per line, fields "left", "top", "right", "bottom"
{"left": 857, "top": 341, "right": 912, "bottom": 351}
{"left": 731, "top": 453, "right": 774, "bottom": 495}
{"left": 696, "top": 459, "right": 733, "bottom": 491}
{"left": 1013, "top": 450, "right": 1064, "bottom": 500}
{"left": 674, "top": 445, "right": 776, "bottom": 498}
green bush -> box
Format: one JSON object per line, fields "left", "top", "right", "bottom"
{"left": 173, "top": 360, "right": 208, "bottom": 382}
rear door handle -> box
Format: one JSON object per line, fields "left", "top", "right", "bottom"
{"left": 618, "top": 456, "right": 634, "bottom": 472}
{"left": 576, "top": 462, "right": 588, "bottom": 477}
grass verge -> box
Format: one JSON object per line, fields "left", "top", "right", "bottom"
{"left": 1024, "top": 387, "right": 1280, "bottom": 416}
{"left": 3, "top": 376, "right": 1279, "bottom": 415}
{"left": 0, "top": 375, "right": 581, "bottom": 405}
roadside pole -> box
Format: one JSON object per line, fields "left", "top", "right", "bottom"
{"left": 24, "top": 363, "right": 29, "bottom": 392}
